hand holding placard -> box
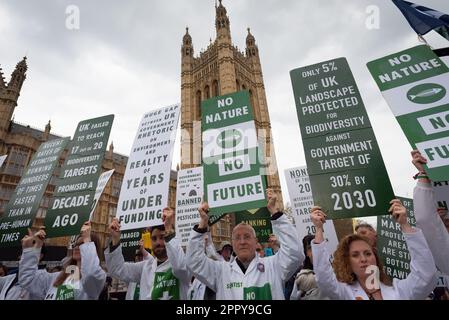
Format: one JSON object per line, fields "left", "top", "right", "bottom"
{"left": 310, "top": 206, "right": 326, "bottom": 244}
{"left": 162, "top": 207, "right": 175, "bottom": 234}
{"left": 266, "top": 189, "right": 278, "bottom": 216}
{"left": 389, "top": 199, "right": 414, "bottom": 234}
{"left": 21, "top": 228, "right": 46, "bottom": 249}
{"left": 80, "top": 221, "right": 92, "bottom": 243}
{"left": 198, "top": 202, "right": 210, "bottom": 229}
{"left": 109, "top": 218, "right": 121, "bottom": 246}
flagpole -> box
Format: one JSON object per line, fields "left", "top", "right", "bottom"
{"left": 433, "top": 47, "right": 449, "bottom": 57}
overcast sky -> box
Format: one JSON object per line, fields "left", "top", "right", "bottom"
{"left": 1, "top": 0, "right": 448, "bottom": 221}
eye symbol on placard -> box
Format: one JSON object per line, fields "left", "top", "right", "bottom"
{"left": 216, "top": 129, "right": 242, "bottom": 149}
{"left": 407, "top": 83, "right": 446, "bottom": 104}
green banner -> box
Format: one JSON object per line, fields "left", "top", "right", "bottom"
{"left": 367, "top": 45, "right": 449, "bottom": 181}
{"left": 0, "top": 138, "right": 69, "bottom": 246}
{"left": 201, "top": 91, "right": 266, "bottom": 224}
{"left": 377, "top": 197, "right": 415, "bottom": 280}
{"left": 290, "top": 58, "right": 394, "bottom": 219}
{"left": 235, "top": 207, "right": 272, "bottom": 243}
{"left": 45, "top": 115, "right": 114, "bottom": 237}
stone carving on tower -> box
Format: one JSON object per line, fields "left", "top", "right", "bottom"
{"left": 180, "top": 0, "right": 284, "bottom": 210}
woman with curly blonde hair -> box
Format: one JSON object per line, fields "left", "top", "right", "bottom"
{"left": 310, "top": 199, "right": 437, "bottom": 300}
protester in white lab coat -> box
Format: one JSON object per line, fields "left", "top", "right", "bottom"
{"left": 105, "top": 207, "right": 190, "bottom": 300}
{"left": 186, "top": 189, "right": 303, "bottom": 300}
{"left": 125, "top": 240, "right": 152, "bottom": 300}
{"left": 0, "top": 247, "right": 48, "bottom": 300}
{"left": 0, "top": 264, "right": 30, "bottom": 300}
{"left": 411, "top": 150, "right": 449, "bottom": 290}
{"left": 310, "top": 200, "right": 437, "bottom": 300}
{"left": 187, "top": 232, "right": 217, "bottom": 300}
{"left": 19, "top": 222, "right": 106, "bottom": 300}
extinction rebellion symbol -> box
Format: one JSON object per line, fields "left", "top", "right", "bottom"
{"left": 407, "top": 83, "right": 446, "bottom": 104}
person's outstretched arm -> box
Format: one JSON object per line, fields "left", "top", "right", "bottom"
{"left": 389, "top": 199, "right": 438, "bottom": 299}
{"left": 18, "top": 229, "right": 53, "bottom": 299}
{"left": 186, "top": 202, "right": 220, "bottom": 292}
{"left": 104, "top": 218, "right": 147, "bottom": 284}
{"left": 411, "top": 150, "right": 449, "bottom": 275}
{"left": 310, "top": 207, "right": 351, "bottom": 300}
{"left": 162, "top": 208, "right": 191, "bottom": 283}
{"left": 79, "top": 222, "right": 106, "bottom": 299}
{"left": 266, "top": 189, "right": 304, "bottom": 282}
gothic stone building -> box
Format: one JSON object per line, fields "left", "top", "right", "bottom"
{"left": 180, "top": 1, "right": 285, "bottom": 246}
{"left": 0, "top": 57, "right": 177, "bottom": 260}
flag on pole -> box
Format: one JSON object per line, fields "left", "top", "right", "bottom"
{"left": 392, "top": 0, "right": 449, "bottom": 41}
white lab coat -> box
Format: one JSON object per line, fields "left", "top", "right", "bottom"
{"left": 312, "top": 229, "right": 438, "bottom": 300}
{"left": 105, "top": 235, "right": 190, "bottom": 300}
{"left": 125, "top": 254, "right": 152, "bottom": 300}
{"left": 186, "top": 214, "right": 303, "bottom": 300}
{"left": 19, "top": 242, "right": 106, "bottom": 300}
{"left": 0, "top": 274, "right": 29, "bottom": 300}
{"left": 413, "top": 181, "right": 449, "bottom": 277}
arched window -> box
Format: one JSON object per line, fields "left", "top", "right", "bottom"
{"left": 236, "top": 79, "right": 240, "bottom": 91}
{"left": 204, "top": 85, "right": 210, "bottom": 99}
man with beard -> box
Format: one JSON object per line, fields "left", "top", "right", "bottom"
{"left": 105, "top": 208, "right": 190, "bottom": 300}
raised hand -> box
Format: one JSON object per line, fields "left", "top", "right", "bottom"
{"left": 411, "top": 150, "right": 428, "bottom": 176}
{"left": 80, "top": 221, "right": 92, "bottom": 243}
{"left": 389, "top": 199, "right": 414, "bottom": 233}
{"left": 109, "top": 218, "right": 121, "bottom": 246}
{"left": 266, "top": 189, "right": 278, "bottom": 215}
{"left": 310, "top": 206, "right": 326, "bottom": 229}
{"left": 21, "top": 228, "right": 46, "bottom": 249}
{"left": 162, "top": 207, "right": 175, "bottom": 233}
{"left": 198, "top": 202, "right": 210, "bottom": 229}
{"left": 21, "top": 229, "right": 35, "bottom": 249}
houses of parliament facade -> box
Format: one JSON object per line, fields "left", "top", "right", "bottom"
{"left": 0, "top": 1, "right": 352, "bottom": 261}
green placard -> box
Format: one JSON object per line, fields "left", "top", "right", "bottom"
{"left": 201, "top": 91, "right": 266, "bottom": 223}
{"left": 0, "top": 137, "right": 69, "bottom": 246}
{"left": 45, "top": 115, "right": 114, "bottom": 237}
{"left": 235, "top": 207, "right": 272, "bottom": 243}
{"left": 377, "top": 197, "right": 415, "bottom": 280}
{"left": 290, "top": 58, "right": 394, "bottom": 219}
{"left": 367, "top": 45, "right": 449, "bottom": 181}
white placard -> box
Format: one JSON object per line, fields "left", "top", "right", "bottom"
{"left": 175, "top": 167, "right": 203, "bottom": 246}
{"left": 284, "top": 165, "right": 339, "bottom": 255}
{"left": 117, "top": 105, "right": 180, "bottom": 230}
{"left": 89, "top": 169, "right": 115, "bottom": 220}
